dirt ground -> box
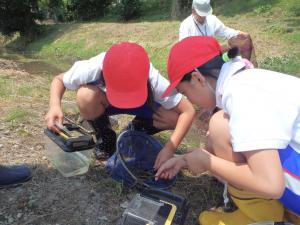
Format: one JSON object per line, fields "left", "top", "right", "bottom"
{"left": 0, "top": 58, "right": 225, "bottom": 225}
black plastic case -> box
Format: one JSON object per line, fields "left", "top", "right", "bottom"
{"left": 44, "top": 123, "right": 95, "bottom": 152}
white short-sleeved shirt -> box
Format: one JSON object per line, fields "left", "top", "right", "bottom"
{"left": 63, "top": 52, "right": 183, "bottom": 110}
{"left": 179, "top": 15, "right": 239, "bottom": 41}
{"left": 216, "top": 60, "right": 300, "bottom": 154}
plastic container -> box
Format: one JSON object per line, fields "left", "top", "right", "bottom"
{"left": 44, "top": 135, "right": 92, "bottom": 177}
{"left": 117, "top": 188, "right": 188, "bottom": 225}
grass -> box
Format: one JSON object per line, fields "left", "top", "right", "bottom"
{"left": 13, "top": 21, "right": 179, "bottom": 74}
{"left": 213, "top": 0, "right": 300, "bottom": 17}
{"left": 0, "top": 74, "right": 50, "bottom": 99}
{"left": 0, "top": 76, "right": 11, "bottom": 97}
{"left": 260, "top": 55, "right": 300, "bottom": 75}
{"left": 2, "top": 1, "right": 298, "bottom": 76}
{"left": 4, "top": 108, "right": 28, "bottom": 123}
{"left": 0, "top": 74, "right": 42, "bottom": 127}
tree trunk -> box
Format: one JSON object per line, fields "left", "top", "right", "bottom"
{"left": 171, "top": 0, "right": 181, "bottom": 19}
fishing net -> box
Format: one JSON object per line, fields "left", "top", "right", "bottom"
{"left": 106, "top": 129, "right": 176, "bottom": 189}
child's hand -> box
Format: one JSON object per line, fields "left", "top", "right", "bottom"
{"left": 45, "top": 106, "right": 64, "bottom": 132}
{"left": 186, "top": 149, "right": 208, "bottom": 174}
{"left": 236, "top": 31, "right": 249, "bottom": 40}
{"left": 154, "top": 147, "right": 174, "bottom": 171}
{"left": 155, "top": 156, "right": 187, "bottom": 180}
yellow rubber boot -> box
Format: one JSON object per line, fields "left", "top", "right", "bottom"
{"left": 199, "top": 208, "right": 254, "bottom": 225}
{"left": 228, "top": 185, "right": 284, "bottom": 222}
{"left": 199, "top": 185, "right": 284, "bottom": 225}
{"left": 285, "top": 210, "right": 300, "bottom": 225}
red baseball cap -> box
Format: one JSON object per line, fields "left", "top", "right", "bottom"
{"left": 162, "top": 36, "right": 222, "bottom": 98}
{"left": 103, "top": 42, "right": 150, "bottom": 108}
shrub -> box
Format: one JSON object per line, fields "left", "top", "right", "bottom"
{"left": 38, "top": 0, "right": 66, "bottom": 22}
{"left": 0, "top": 0, "right": 40, "bottom": 37}
{"left": 66, "top": 0, "right": 112, "bottom": 21}
{"left": 115, "top": 0, "right": 142, "bottom": 21}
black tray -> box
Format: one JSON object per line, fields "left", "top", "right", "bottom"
{"left": 44, "top": 124, "right": 95, "bottom": 152}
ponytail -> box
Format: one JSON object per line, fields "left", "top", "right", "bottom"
{"left": 222, "top": 46, "right": 239, "bottom": 62}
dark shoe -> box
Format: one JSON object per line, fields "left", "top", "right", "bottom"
{"left": 128, "top": 116, "right": 162, "bottom": 135}
{"left": 0, "top": 165, "right": 32, "bottom": 188}
{"left": 88, "top": 114, "right": 117, "bottom": 160}
{"left": 94, "top": 128, "right": 117, "bottom": 160}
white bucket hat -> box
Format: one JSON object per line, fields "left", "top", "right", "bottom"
{"left": 192, "top": 0, "right": 213, "bottom": 17}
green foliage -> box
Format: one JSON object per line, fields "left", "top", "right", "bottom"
{"left": 212, "top": 0, "right": 300, "bottom": 18}
{"left": 283, "top": 0, "right": 300, "bottom": 16}
{"left": 179, "top": 0, "right": 192, "bottom": 7}
{"left": 138, "top": 0, "right": 172, "bottom": 20}
{"left": 114, "top": 0, "right": 142, "bottom": 21}
{"left": 65, "top": 0, "right": 112, "bottom": 21}
{"left": 38, "top": 0, "right": 66, "bottom": 21}
{"left": 253, "top": 4, "right": 272, "bottom": 16}
{"left": 178, "top": 0, "right": 192, "bottom": 14}
{"left": 0, "top": 0, "right": 40, "bottom": 37}
{"left": 213, "top": 0, "right": 279, "bottom": 16}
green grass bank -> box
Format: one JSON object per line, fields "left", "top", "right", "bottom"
{"left": 1, "top": 0, "right": 300, "bottom": 75}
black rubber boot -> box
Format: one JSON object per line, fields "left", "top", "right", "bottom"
{"left": 88, "top": 114, "right": 117, "bottom": 160}
{"left": 128, "top": 116, "right": 162, "bottom": 135}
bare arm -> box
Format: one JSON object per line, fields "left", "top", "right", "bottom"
{"left": 45, "top": 73, "right": 66, "bottom": 131}
{"left": 154, "top": 97, "right": 195, "bottom": 170}
{"left": 184, "top": 148, "right": 285, "bottom": 199}
{"left": 157, "top": 148, "right": 285, "bottom": 199}
{"left": 168, "top": 97, "right": 195, "bottom": 150}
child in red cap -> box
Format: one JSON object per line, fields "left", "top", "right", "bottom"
{"left": 45, "top": 42, "right": 195, "bottom": 170}
{"left": 156, "top": 36, "right": 300, "bottom": 225}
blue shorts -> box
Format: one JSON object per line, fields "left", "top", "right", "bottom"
{"left": 105, "top": 102, "right": 160, "bottom": 119}
{"left": 279, "top": 145, "right": 300, "bottom": 215}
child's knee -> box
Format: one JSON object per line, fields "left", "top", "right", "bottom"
{"left": 208, "top": 111, "right": 245, "bottom": 163}
{"left": 77, "top": 85, "right": 105, "bottom": 106}
{"left": 208, "top": 110, "right": 230, "bottom": 147}
{"left": 76, "top": 85, "right": 107, "bottom": 119}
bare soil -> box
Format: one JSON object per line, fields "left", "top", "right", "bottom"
{"left": 0, "top": 58, "right": 225, "bottom": 225}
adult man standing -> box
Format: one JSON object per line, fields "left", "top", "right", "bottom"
{"left": 179, "top": 0, "right": 257, "bottom": 66}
